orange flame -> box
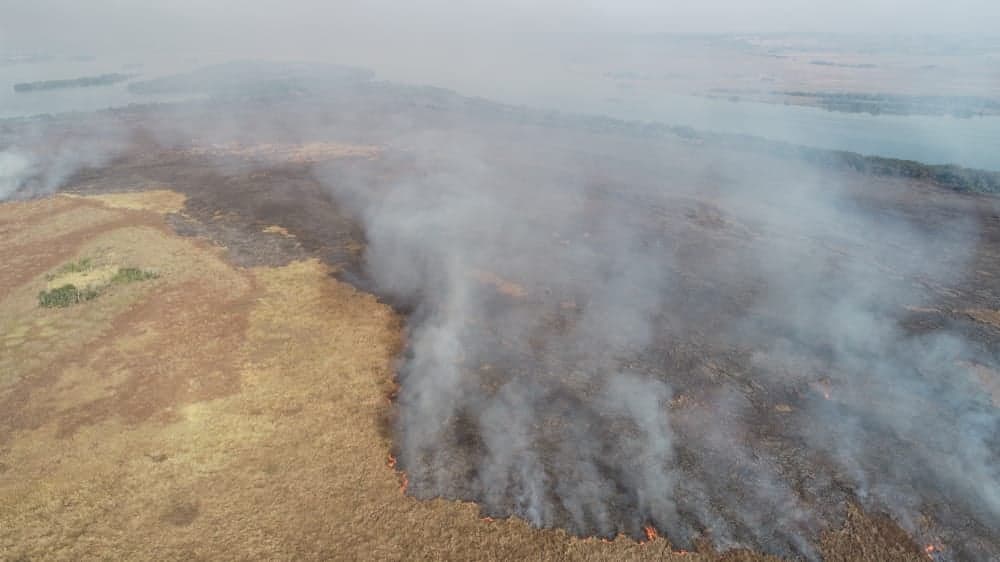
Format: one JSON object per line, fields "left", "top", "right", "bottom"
{"left": 644, "top": 525, "right": 659, "bottom": 542}
{"left": 387, "top": 454, "right": 408, "bottom": 493}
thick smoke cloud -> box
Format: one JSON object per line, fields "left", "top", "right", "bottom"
{"left": 319, "top": 122, "right": 999, "bottom": 559}
{"left": 730, "top": 175, "right": 999, "bottom": 549}
{"left": 331, "top": 131, "right": 686, "bottom": 537}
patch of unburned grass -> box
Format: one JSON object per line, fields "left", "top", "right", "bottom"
{"left": 40, "top": 259, "right": 159, "bottom": 309}
{"left": 63, "top": 189, "right": 187, "bottom": 214}
{"left": 46, "top": 257, "right": 93, "bottom": 281}
{"left": 110, "top": 267, "right": 159, "bottom": 285}
{"left": 38, "top": 284, "right": 100, "bottom": 308}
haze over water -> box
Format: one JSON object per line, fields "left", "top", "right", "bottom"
{"left": 2, "top": 37, "right": 999, "bottom": 171}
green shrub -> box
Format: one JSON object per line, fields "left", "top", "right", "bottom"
{"left": 111, "top": 268, "right": 159, "bottom": 284}
{"left": 38, "top": 284, "right": 99, "bottom": 308}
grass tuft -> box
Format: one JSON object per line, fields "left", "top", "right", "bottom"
{"left": 111, "top": 267, "right": 159, "bottom": 284}
{"left": 38, "top": 284, "right": 100, "bottom": 308}
{"left": 46, "top": 257, "right": 93, "bottom": 281}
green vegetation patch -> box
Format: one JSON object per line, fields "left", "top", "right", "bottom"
{"left": 38, "top": 284, "right": 100, "bottom": 308}
{"left": 39, "top": 259, "right": 159, "bottom": 309}
{"left": 111, "top": 267, "right": 159, "bottom": 284}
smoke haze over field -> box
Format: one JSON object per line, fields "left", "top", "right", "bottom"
{"left": 318, "top": 123, "right": 999, "bottom": 558}
{"left": 1, "top": 1, "right": 1000, "bottom": 559}
{"left": 0, "top": 119, "right": 129, "bottom": 200}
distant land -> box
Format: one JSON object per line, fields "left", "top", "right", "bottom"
{"left": 7, "top": 59, "right": 1000, "bottom": 194}
{"left": 706, "top": 89, "right": 1000, "bottom": 118}
{"left": 13, "top": 73, "right": 137, "bottom": 93}
{"left": 0, "top": 53, "right": 53, "bottom": 65}
{"left": 126, "top": 61, "right": 373, "bottom": 96}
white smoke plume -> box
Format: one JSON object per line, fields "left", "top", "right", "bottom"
{"left": 319, "top": 119, "right": 999, "bottom": 559}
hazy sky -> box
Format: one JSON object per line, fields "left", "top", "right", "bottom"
{"left": 2, "top": 0, "right": 999, "bottom": 54}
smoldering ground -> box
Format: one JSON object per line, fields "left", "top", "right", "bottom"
{"left": 318, "top": 124, "right": 999, "bottom": 559}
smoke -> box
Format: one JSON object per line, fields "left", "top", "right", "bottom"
{"left": 0, "top": 118, "right": 130, "bottom": 201}
{"left": 319, "top": 119, "right": 999, "bottom": 558}
{"left": 0, "top": 150, "right": 31, "bottom": 200}
{"left": 727, "top": 171, "right": 1000, "bottom": 555}
{"left": 324, "top": 131, "right": 684, "bottom": 536}
{"left": 1, "top": 2, "right": 998, "bottom": 555}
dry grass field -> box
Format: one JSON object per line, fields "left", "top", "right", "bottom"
{"left": 0, "top": 187, "right": 937, "bottom": 561}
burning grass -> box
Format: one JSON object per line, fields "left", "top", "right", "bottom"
{"left": 0, "top": 189, "right": 741, "bottom": 561}
{"left": 0, "top": 187, "right": 961, "bottom": 561}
